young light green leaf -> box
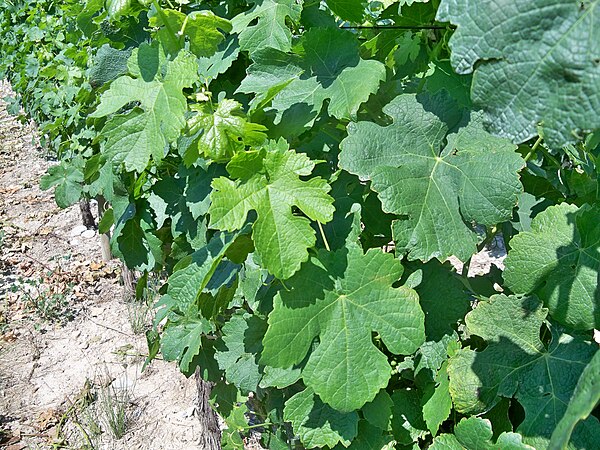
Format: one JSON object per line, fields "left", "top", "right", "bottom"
{"left": 448, "top": 294, "right": 600, "bottom": 448}
{"left": 186, "top": 99, "right": 267, "bottom": 164}
{"left": 504, "top": 203, "right": 600, "bottom": 330}
{"left": 437, "top": 0, "right": 600, "bottom": 148}
{"left": 149, "top": 9, "right": 231, "bottom": 57}
{"left": 209, "top": 143, "right": 334, "bottom": 279}
{"left": 339, "top": 94, "right": 524, "bottom": 262}
{"left": 262, "top": 245, "right": 425, "bottom": 411}
{"left": 91, "top": 45, "right": 199, "bottom": 172}
{"left": 283, "top": 387, "right": 359, "bottom": 449}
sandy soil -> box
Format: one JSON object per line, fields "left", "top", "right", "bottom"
{"left": 0, "top": 81, "right": 208, "bottom": 449}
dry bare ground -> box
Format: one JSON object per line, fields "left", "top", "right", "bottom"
{"left": 0, "top": 81, "right": 213, "bottom": 449}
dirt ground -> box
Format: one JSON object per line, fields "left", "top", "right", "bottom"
{"left": 0, "top": 81, "right": 210, "bottom": 449}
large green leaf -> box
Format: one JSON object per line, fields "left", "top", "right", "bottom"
{"left": 437, "top": 0, "right": 600, "bottom": 148}
{"left": 339, "top": 94, "right": 524, "bottom": 262}
{"left": 231, "top": 0, "right": 302, "bottom": 54}
{"left": 208, "top": 142, "right": 334, "bottom": 279}
{"left": 90, "top": 44, "right": 198, "bottom": 172}
{"left": 448, "top": 294, "right": 599, "bottom": 448}
{"left": 262, "top": 244, "right": 425, "bottom": 411}
{"left": 504, "top": 203, "right": 600, "bottom": 330}
{"left": 237, "top": 28, "right": 385, "bottom": 128}
{"left": 283, "top": 387, "right": 359, "bottom": 449}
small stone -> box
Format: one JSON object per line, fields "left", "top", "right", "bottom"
{"left": 70, "top": 225, "right": 87, "bottom": 237}
{"left": 81, "top": 229, "right": 96, "bottom": 239}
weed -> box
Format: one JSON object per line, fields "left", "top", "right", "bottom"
{"left": 12, "top": 275, "right": 74, "bottom": 323}
{"left": 97, "top": 372, "right": 135, "bottom": 440}
{"left": 127, "top": 301, "right": 151, "bottom": 335}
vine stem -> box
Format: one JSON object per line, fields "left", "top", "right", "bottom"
{"left": 524, "top": 135, "right": 544, "bottom": 162}
{"left": 317, "top": 221, "right": 331, "bottom": 251}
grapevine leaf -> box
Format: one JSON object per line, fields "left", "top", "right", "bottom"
{"left": 166, "top": 229, "right": 243, "bottom": 311}
{"left": 160, "top": 306, "right": 213, "bottom": 373}
{"left": 149, "top": 9, "right": 231, "bottom": 58}
{"left": 198, "top": 35, "right": 240, "bottom": 84}
{"left": 422, "top": 361, "right": 452, "bottom": 435}
{"left": 283, "top": 387, "right": 359, "bottom": 449}
{"left": 262, "top": 244, "right": 425, "bottom": 411}
{"left": 332, "top": 421, "right": 394, "bottom": 450}
{"left": 89, "top": 45, "right": 131, "bottom": 88}
{"left": 90, "top": 44, "right": 198, "bottom": 172}
{"left": 504, "top": 203, "right": 600, "bottom": 330}
{"left": 231, "top": 0, "right": 302, "bottom": 54}
{"left": 437, "top": 0, "right": 600, "bottom": 148}
{"left": 362, "top": 390, "right": 393, "bottom": 431}
{"left": 238, "top": 28, "right": 385, "bottom": 126}
{"left": 448, "top": 294, "right": 600, "bottom": 448}
{"left": 549, "top": 351, "right": 600, "bottom": 450}
{"left": 215, "top": 312, "right": 267, "bottom": 393}
{"left": 106, "top": 0, "right": 134, "bottom": 18}
{"left": 339, "top": 94, "right": 524, "bottom": 262}
{"left": 429, "top": 417, "right": 534, "bottom": 450}
{"left": 259, "top": 365, "right": 302, "bottom": 388}
{"left": 412, "top": 262, "right": 470, "bottom": 341}
{"left": 209, "top": 143, "right": 334, "bottom": 279}
{"left": 325, "top": 0, "right": 367, "bottom": 22}
{"left": 391, "top": 388, "right": 428, "bottom": 445}
{"left": 186, "top": 99, "right": 267, "bottom": 164}
{"left": 40, "top": 158, "right": 84, "bottom": 208}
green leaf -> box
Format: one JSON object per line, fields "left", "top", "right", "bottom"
{"left": 412, "top": 262, "right": 470, "bottom": 341}
{"left": 231, "top": 0, "right": 303, "bottom": 54}
{"left": 186, "top": 99, "right": 267, "bottom": 164}
{"left": 504, "top": 203, "right": 600, "bottom": 330}
{"left": 325, "top": 0, "right": 367, "bottom": 22}
{"left": 448, "top": 294, "right": 600, "bottom": 448}
{"left": 430, "top": 417, "right": 534, "bottom": 450}
{"left": 40, "top": 158, "right": 84, "bottom": 208}
{"left": 283, "top": 387, "right": 359, "bottom": 449}
{"left": 166, "top": 230, "right": 242, "bottom": 310}
{"left": 391, "top": 387, "right": 428, "bottom": 445}
{"left": 91, "top": 44, "right": 198, "bottom": 172}
{"left": 198, "top": 35, "right": 240, "bottom": 84}
{"left": 549, "top": 350, "right": 600, "bottom": 450}
{"left": 160, "top": 309, "right": 213, "bottom": 372}
{"left": 422, "top": 360, "right": 451, "bottom": 435}
{"left": 106, "top": 0, "right": 134, "bottom": 18}
{"left": 362, "top": 390, "right": 393, "bottom": 431}
{"left": 437, "top": 0, "right": 600, "bottom": 148}
{"left": 89, "top": 45, "right": 131, "bottom": 88}
{"left": 262, "top": 244, "right": 425, "bottom": 411}
{"left": 339, "top": 94, "right": 524, "bottom": 262}
{"left": 215, "top": 312, "right": 267, "bottom": 393}
{"left": 149, "top": 9, "right": 231, "bottom": 58}
{"left": 332, "top": 421, "right": 394, "bottom": 450}
{"left": 209, "top": 143, "right": 334, "bottom": 279}
{"left": 238, "top": 28, "right": 385, "bottom": 126}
